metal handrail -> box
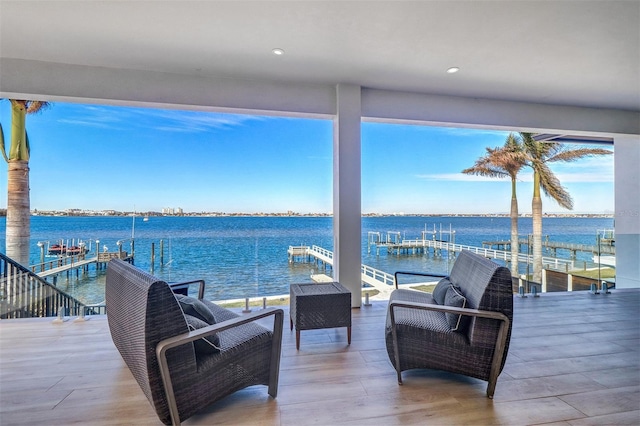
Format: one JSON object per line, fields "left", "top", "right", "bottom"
{"left": 30, "top": 253, "right": 94, "bottom": 275}
{"left": 0, "top": 253, "right": 100, "bottom": 319}
{"left": 398, "top": 239, "right": 575, "bottom": 269}
{"left": 361, "top": 264, "right": 395, "bottom": 287}
{"left": 309, "top": 246, "right": 397, "bottom": 290}
{"left": 310, "top": 245, "right": 333, "bottom": 260}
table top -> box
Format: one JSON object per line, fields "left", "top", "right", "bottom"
{"left": 290, "top": 282, "right": 350, "bottom": 296}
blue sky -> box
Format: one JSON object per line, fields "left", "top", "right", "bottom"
{"left": 0, "top": 101, "right": 614, "bottom": 214}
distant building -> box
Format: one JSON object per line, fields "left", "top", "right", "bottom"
{"left": 162, "top": 207, "right": 183, "bottom": 215}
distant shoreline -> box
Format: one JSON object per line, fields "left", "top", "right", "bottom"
{"left": 17, "top": 211, "right": 615, "bottom": 219}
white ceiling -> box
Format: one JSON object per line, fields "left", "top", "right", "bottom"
{"left": 1, "top": 0, "right": 639, "bottom": 112}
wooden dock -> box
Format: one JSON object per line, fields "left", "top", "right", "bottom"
{"left": 288, "top": 245, "right": 397, "bottom": 295}
{"left": 289, "top": 244, "right": 619, "bottom": 297}
{"left": 380, "top": 239, "right": 577, "bottom": 271}
{"left": 482, "top": 238, "right": 616, "bottom": 257}
{"left": 37, "top": 257, "right": 98, "bottom": 278}
{"left": 33, "top": 251, "right": 132, "bottom": 279}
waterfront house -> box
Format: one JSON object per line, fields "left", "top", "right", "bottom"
{"left": 1, "top": 1, "right": 638, "bottom": 424}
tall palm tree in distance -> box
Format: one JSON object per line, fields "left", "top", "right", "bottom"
{"left": 520, "top": 133, "right": 612, "bottom": 285}
{"left": 463, "top": 133, "right": 527, "bottom": 276}
{"left": 0, "top": 100, "right": 50, "bottom": 265}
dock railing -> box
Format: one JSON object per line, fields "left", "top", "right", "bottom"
{"left": 310, "top": 245, "right": 333, "bottom": 262}
{"left": 301, "top": 246, "right": 402, "bottom": 292}
{"left": 361, "top": 264, "right": 396, "bottom": 289}
{"left": 398, "top": 239, "right": 575, "bottom": 271}
{"left": 97, "top": 251, "right": 129, "bottom": 262}
{"left": 30, "top": 252, "right": 92, "bottom": 274}
{"left": 1, "top": 253, "right": 105, "bottom": 319}
{"left": 291, "top": 243, "right": 593, "bottom": 295}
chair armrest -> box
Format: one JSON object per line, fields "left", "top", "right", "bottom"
{"left": 389, "top": 300, "right": 509, "bottom": 323}
{"left": 388, "top": 300, "right": 510, "bottom": 397}
{"left": 168, "top": 279, "right": 205, "bottom": 300}
{"left": 158, "top": 307, "right": 284, "bottom": 351}
{"left": 394, "top": 271, "right": 448, "bottom": 289}
{"left": 156, "top": 308, "right": 284, "bottom": 425}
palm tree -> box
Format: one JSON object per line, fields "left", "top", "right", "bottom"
{"left": 462, "top": 133, "right": 527, "bottom": 276}
{"left": 0, "top": 100, "right": 50, "bottom": 265}
{"left": 520, "top": 133, "right": 612, "bottom": 284}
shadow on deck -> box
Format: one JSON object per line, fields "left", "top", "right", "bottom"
{"left": 1, "top": 289, "right": 638, "bottom": 425}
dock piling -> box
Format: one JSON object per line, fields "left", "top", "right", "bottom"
{"left": 150, "top": 242, "right": 155, "bottom": 273}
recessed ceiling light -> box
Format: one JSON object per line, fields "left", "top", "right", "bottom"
{"left": 446, "top": 67, "right": 460, "bottom": 74}
{"left": 272, "top": 48, "right": 285, "bottom": 56}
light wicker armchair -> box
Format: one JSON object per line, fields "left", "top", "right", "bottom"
{"left": 105, "top": 259, "right": 283, "bottom": 425}
{"left": 385, "top": 250, "right": 513, "bottom": 398}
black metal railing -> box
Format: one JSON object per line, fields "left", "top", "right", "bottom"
{"left": 0, "top": 253, "right": 105, "bottom": 319}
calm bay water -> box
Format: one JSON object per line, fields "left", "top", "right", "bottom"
{"left": 0, "top": 215, "right": 613, "bottom": 303}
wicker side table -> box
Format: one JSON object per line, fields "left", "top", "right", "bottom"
{"left": 290, "top": 282, "right": 352, "bottom": 350}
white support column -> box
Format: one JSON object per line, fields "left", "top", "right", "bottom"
{"left": 614, "top": 136, "right": 640, "bottom": 289}
{"left": 333, "top": 84, "right": 362, "bottom": 307}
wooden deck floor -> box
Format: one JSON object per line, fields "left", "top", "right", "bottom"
{"left": 1, "top": 289, "right": 639, "bottom": 425}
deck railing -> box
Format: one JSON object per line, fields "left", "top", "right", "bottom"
{"left": 397, "top": 239, "right": 576, "bottom": 270}
{"left": 30, "top": 252, "right": 89, "bottom": 274}
{"left": 0, "top": 253, "right": 105, "bottom": 319}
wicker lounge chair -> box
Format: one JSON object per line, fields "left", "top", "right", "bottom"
{"left": 385, "top": 250, "right": 513, "bottom": 398}
{"left": 105, "top": 259, "right": 284, "bottom": 425}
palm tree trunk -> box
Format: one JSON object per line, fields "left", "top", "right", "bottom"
{"left": 9, "top": 101, "right": 28, "bottom": 160}
{"left": 532, "top": 170, "right": 543, "bottom": 284}
{"left": 6, "top": 160, "right": 31, "bottom": 265}
{"left": 510, "top": 178, "right": 519, "bottom": 277}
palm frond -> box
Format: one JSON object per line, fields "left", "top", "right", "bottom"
{"left": 461, "top": 164, "right": 509, "bottom": 178}
{"left": 548, "top": 147, "right": 612, "bottom": 163}
{"left": 504, "top": 133, "right": 520, "bottom": 150}
{"left": 463, "top": 133, "right": 529, "bottom": 182}
{"left": 0, "top": 123, "right": 8, "bottom": 163}
{"left": 521, "top": 133, "right": 561, "bottom": 160}
{"left": 26, "top": 101, "right": 51, "bottom": 114}
{"left": 491, "top": 150, "right": 526, "bottom": 177}
{"left": 25, "top": 130, "right": 31, "bottom": 159}
{"left": 538, "top": 162, "right": 573, "bottom": 209}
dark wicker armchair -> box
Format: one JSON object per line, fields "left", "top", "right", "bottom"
{"left": 385, "top": 250, "right": 513, "bottom": 398}
{"left": 105, "top": 259, "right": 284, "bottom": 425}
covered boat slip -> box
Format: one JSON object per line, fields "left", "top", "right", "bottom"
{"left": 1, "top": 289, "right": 638, "bottom": 425}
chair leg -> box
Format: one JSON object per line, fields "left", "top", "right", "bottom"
{"left": 486, "top": 318, "right": 508, "bottom": 399}
{"left": 389, "top": 306, "right": 403, "bottom": 385}
{"left": 393, "top": 338, "right": 403, "bottom": 384}
{"left": 486, "top": 378, "right": 497, "bottom": 399}
{"left": 268, "top": 310, "right": 284, "bottom": 398}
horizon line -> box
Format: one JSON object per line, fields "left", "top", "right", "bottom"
{"left": 3, "top": 210, "right": 615, "bottom": 218}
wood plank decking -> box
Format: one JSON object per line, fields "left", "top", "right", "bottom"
{"left": 1, "top": 289, "right": 638, "bottom": 425}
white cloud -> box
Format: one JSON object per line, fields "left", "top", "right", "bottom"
{"left": 64, "top": 104, "right": 267, "bottom": 133}
{"left": 440, "top": 127, "right": 510, "bottom": 139}
{"left": 146, "top": 110, "right": 263, "bottom": 132}
{"left": 554, "top": 171, "right": 613, "bottom": 183}
{"left": 415, "top": 173, "right": 511, "bottom": 182}
{"left": 57, "top": 118, "right": 118, "bottom": 128}
{"left": 550, "top": 154, "right": 614, "bottom": 182}
{"left": 416, "top": 153, "right": 614, "bottom": 184}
